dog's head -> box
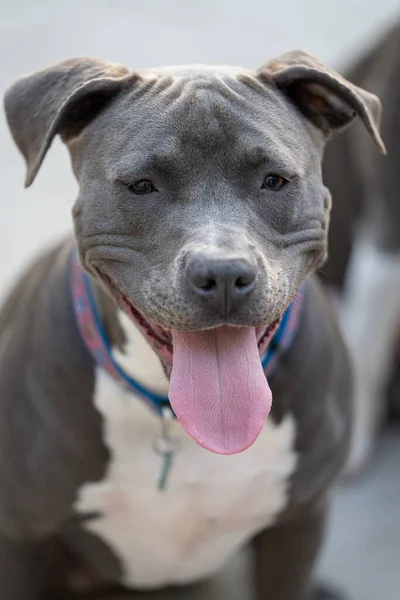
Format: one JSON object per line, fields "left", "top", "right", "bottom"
{"left": 4, "top": 52, "right": 384, "bottom": 454}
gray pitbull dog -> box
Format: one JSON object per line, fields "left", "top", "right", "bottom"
{"left": 1, "top": 51, "right": 384, "bottom": 600}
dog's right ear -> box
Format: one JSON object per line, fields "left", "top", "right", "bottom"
{"left": 4, "top": 58, "right": 132, "bottom": 187}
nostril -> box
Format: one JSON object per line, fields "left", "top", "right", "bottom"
{"left": 235, "top": 274, "right": 254, "bottom": 289}
{"left": 234, "top": 264, "right": 256, "bottom": 293}
{"left": 189, "top": 265, "right": 218, "bottom": 293}
{"left": 196, "top": 277, "right": 217, "bottom": 292}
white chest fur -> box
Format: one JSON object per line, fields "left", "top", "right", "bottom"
{"left": 75, "top": 312, "right": 297, "bottom": 590}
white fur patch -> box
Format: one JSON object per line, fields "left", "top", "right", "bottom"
{"left": 340, "top": 234, "right": 400, "bottom": 473}
{"left": 75, "top": 312, "right": 297, "bottom": 589}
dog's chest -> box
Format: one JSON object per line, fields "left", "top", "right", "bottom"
{"left": 75, "top": 315, "right": 297, "bottom": 589}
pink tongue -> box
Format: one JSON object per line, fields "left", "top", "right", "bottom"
{"left": 169, "top": 326, "right": 272, "bottom": 455}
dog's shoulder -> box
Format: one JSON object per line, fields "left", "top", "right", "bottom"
{"left": 0, "top": 238, "right": 109, "bottom": 540}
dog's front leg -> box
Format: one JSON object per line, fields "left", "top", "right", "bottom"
{"left": 253, "top": 505, "right": 331, "bottom": 600}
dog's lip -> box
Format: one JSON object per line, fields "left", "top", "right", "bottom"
{"left": 96, "top": 269, "right": 173, "bottom": 353}
{"left": 95, "top": 268, "right": 281, "bottom": 352}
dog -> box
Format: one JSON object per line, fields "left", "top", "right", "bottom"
{"left": 321, "top": 22, "right": 400, "bottom": 476}
{"left": 0, "top": 51, "right": 384, "bottom": 600}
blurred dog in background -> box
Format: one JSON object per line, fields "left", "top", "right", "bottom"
{"left": 321, "top": 22, "right": 400, "bottom": 476}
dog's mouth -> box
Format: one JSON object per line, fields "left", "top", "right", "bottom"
{"left": 98, "top": 271, "right": 174, "bottom": 356}
{"left": 98, "top": 270, "right": 281, "bottom": 455}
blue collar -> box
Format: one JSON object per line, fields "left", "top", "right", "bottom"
{"left": 71, "top": 250, "right": 304, "bottom": 416}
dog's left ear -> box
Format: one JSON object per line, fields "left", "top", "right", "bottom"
{"left": 258, "top": 49, "right": 386, "bottom": 154}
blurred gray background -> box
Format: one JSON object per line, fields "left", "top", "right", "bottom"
{"left": 1, "top": 1, "right": 400, "bottom": 599}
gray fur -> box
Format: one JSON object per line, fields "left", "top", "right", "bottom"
{"left": 0, "top": 51, "right": 384, "bottom": 599}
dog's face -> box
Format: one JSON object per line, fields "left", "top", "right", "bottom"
{"left": 4, "top": 53, "right": 385, "bottom": 454}
{"left": 71, "top": 66, "right": 328, "bottom": 331}
{"left": 4, "top": 54, "right": 384, "bottom": 334}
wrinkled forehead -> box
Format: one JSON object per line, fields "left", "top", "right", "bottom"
{"left": 84, "top": 66, "right": 319, "bottom": 177}
{"left": 143, "top": 63, "right": 251, "bottom": 78}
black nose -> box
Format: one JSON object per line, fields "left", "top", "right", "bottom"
{"left": 187, "top": 255, "right": 256, "bottom": 313}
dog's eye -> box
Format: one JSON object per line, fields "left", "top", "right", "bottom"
{"left": 262, "top": 174, "right": 287, "bottom": 191}
{"left": 127, "top": 179, "right": 157, "bottom": 195}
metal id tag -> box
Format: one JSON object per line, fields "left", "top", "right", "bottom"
{"left": 152, "top": 407, "right": 180, "bottom": 491}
